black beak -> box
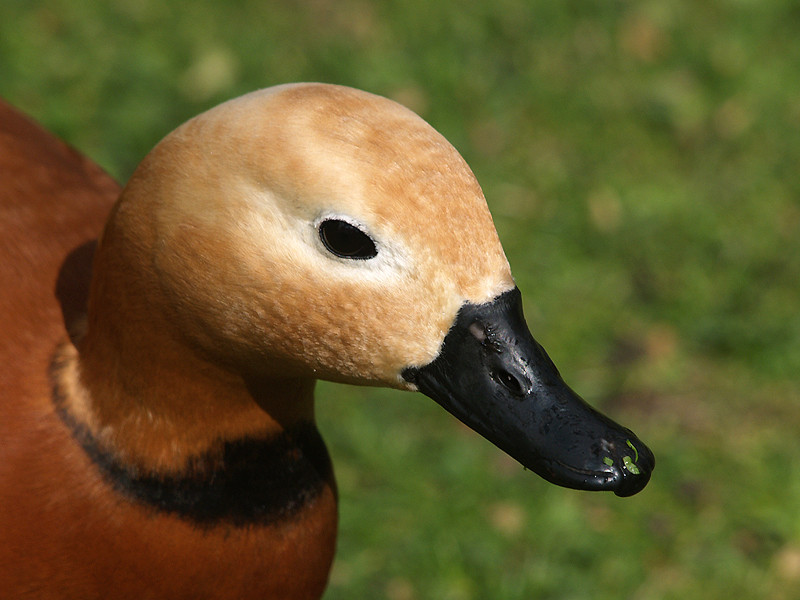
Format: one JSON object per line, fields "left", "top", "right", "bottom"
{"left": 402, "top": 287, "right": 654, "bottom": 497}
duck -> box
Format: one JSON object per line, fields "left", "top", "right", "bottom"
{"left": 0, "top": 83, "right": 654, "bottom": 599}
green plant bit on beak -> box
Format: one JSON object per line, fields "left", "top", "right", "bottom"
{"left": 626, "top": 440, "right": 639, "bottom": 462}
{"left": 603, "top": 457, "right": 614, "bottom": 467}
{"left": 621, "top": 440, "right": 641, "bottom": 475}
{"left": 622, "top": 455, "right": 640, "bottom": 475}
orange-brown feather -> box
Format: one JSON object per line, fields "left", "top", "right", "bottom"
{"left": 0, "top": 99, "right": 337, "bottom": 599}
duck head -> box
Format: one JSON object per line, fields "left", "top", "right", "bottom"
{"left": 98, "top": 83, "right": 652, "bottom": 496}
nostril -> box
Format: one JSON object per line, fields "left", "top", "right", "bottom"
{"left": 490, "top": 369, "right": 524, "bottom": 397}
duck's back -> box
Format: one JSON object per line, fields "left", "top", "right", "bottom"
{"left": 0, "top": 101, "right": 116, "bottom": 595}
{"left": 0, "top": 100, "right": 118, "bottom": 400}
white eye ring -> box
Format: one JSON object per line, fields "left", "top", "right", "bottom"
{"left": 310, "top": 212, "right": 410, "bottom": 279}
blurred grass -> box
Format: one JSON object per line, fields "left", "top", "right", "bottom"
{"left": 2, "top": 0, "right": 800, "bottom": 598}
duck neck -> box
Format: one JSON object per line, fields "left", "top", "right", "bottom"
{"left": 55, "top": 192, "right": 323, "bottom": 475}
{"left": 52, "top": 322, "right": 333, "bottom": 526}
{"left": 50, "top": 187, "right": 336, "bottom": 527}
{"left": 58, "top": 332, "right": 317, "bottom": 474}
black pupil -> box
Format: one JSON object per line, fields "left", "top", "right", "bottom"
{"left": 318, "top": 219, "right": 378, "bottom": 259}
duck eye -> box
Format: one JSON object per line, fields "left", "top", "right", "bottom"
{"left": 318, "top": 219, "right": 378, "bottom": 260}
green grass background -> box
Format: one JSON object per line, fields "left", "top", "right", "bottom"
{"left": 2, "top": 1, "right": 800, "bottom": 598}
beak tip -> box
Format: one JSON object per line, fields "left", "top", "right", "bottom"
{"left": 611, "top": 445, "right": 655, "bottom": 497}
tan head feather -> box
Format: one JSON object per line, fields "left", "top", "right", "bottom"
{"left": 93, "top": 83, "right": 514, "bottom": 389}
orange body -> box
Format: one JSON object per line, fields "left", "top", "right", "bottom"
{"left": 0, "top": 100, "right": 337, "bottom": 599}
